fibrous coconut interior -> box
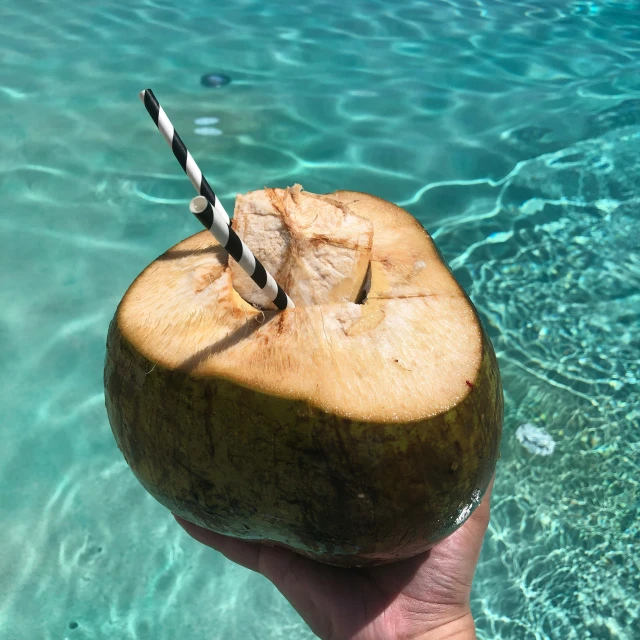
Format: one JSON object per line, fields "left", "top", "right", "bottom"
{"left": 230, "top": 184, "right": 374, "bottom": 309}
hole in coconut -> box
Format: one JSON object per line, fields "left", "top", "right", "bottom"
{"left": 355, "top": 263, "right": 371, "bottom": 305}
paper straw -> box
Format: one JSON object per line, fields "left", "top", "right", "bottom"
{"left": 139, "top": 88, "right": 230, "bottom": 224}
{"left": 190, "top": 196, "right": 295, "bottom": 311}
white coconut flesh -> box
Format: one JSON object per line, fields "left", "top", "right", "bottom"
{"left": 118, "top": 187, "right": 482, "bottom": 422}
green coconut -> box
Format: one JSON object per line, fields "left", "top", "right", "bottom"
{"left": 104, "top": 187, "right": 503, "bottom": 567}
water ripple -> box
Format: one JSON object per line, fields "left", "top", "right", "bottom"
{"left": 1, "top": 0, "right": 639, "bottom": 638}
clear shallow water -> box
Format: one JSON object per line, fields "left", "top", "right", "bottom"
{"left": 1, "top": 0, "right": 639, "bottom": 638}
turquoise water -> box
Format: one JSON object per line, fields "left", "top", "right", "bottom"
{"left": 1, "top": 0, "right": 639, "bottom": 637}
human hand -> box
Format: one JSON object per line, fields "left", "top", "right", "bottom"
{"left": 175, "top": 477, "right": 494, "bottom": 640}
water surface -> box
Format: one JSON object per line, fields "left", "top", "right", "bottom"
{"left": 1, "top": 0, "right": 639, "bottom": 638}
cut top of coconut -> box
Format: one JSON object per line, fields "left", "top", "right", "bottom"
{"left": 230, "top": 185, "right": 374, "bottom": 309}
{"left": 117, "top": 189, "right": 484, "bottom": 422}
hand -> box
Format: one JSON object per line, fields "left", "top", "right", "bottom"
{"left": 175, "top": 477, "right": 493, "bottom": 640}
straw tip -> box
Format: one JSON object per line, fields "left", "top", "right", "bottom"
{"left": 190, "top": 195, "right": 208, "bottom": 214}
{"left": 138, "top": 89, "right": 149, "bottom": 101}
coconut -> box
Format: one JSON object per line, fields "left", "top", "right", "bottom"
{"left": 104, "top": 186, "right": 503, "bottom": 567}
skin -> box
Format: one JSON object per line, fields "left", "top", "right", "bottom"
{"left": 175, "top": 477, "right": 494, "bottom": 640}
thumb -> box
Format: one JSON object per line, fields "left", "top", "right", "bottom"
{"left": 428, "top": 474, "right": 495, "bottom": 589}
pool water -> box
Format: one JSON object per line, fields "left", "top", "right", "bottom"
{"left": 1, "top": 0, "right": 639, "bottom": 638}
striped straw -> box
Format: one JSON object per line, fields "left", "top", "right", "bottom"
{"left": 138, "top": 88, "right": 230, "bottom": 224}
{"left": 190, "top": 196, "right": 295, "bottom": 311}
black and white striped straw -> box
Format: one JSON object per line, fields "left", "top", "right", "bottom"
{"left": 190, "top": 196, "right": 295, "bottom": 311}
{"left": 139, "top": 88, "right": 230, "bottom": 224}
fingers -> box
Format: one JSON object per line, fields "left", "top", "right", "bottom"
{"left": 173, "top": 514, "right": 312, "bottom": 586}
{"left": 174, "top": 515, "right": 262, "bottom": 572}
{"left": 174, "top": 514, "right": 337, "bottom": 587}
{"left": 173, "top": 514, "right": 356, "bottom": 638}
